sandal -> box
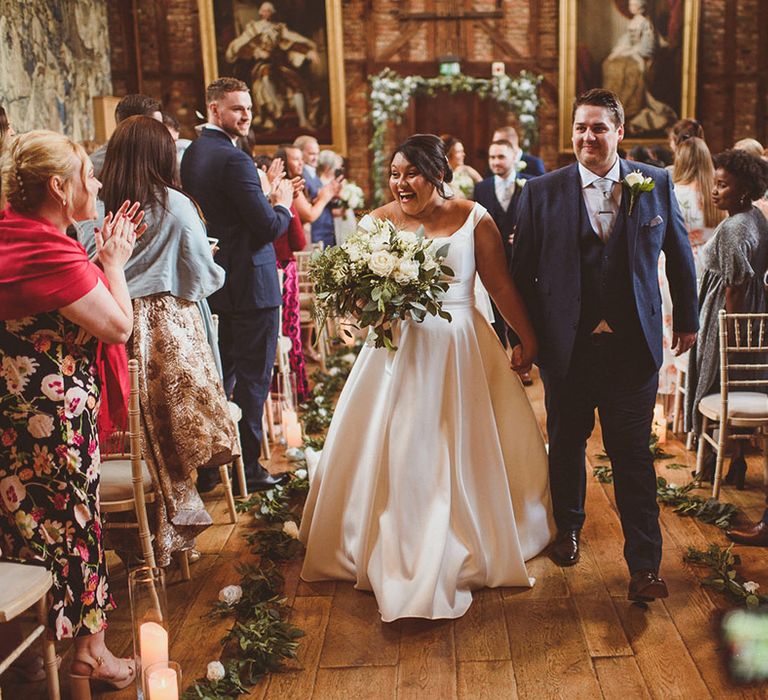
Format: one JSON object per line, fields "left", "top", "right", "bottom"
{"left": 70, "top": 654, "right": 135, "bottom": 700}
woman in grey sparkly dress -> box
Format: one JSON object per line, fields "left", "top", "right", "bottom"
{"left": 685, "top": 149, "right": 768, "bottom": 485}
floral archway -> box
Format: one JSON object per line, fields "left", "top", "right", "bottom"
{"left": 367, "top": 68, "right": 543, "bottom": 205}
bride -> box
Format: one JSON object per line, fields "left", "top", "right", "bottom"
{"left": 299, "top": 134, "right": 554, "bottom": 621}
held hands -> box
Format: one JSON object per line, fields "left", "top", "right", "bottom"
{"left": 510, "top": 342, "right": 536, "bottom": 376}
{"left": 266, "top": 157, "right": 285, "bottom": 185}
{"left": 94, "top": 200, "right": 146, "bottom": 268}
{"left": 672, "top": 331, "right": 696, "bottom": 356}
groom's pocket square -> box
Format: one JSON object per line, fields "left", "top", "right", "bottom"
{"left": 647, "top": 215, "right": 664, "bottom": 228}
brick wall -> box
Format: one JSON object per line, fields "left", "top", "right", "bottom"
{"left": 106, "top": 0, "right": 768, "bottom": 198}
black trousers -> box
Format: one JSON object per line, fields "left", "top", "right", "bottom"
{"left": 540, "top": 333, "right": 662, "bottom": 574}
{"left": 217, "top": 307, "right": 279, "bottom": 478}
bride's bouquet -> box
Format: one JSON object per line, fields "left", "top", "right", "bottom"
{"left": 309, "top": 217, "right": 454, "bottom": 350}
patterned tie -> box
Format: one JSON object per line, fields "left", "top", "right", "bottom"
{"left": 499, "top": 181, "right": 514, "bottom": 212}
{"left": 594, "top": 178, "right": 617, "bottom": 243}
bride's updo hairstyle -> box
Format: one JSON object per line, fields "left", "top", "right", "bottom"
{"left": 392, "top": 134, "right": 454, "bottom": 199}
{"left": 1, "top": 130, "right": 88, "bottom": 216}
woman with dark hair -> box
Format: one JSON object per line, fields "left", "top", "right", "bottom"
{"left": 300, "top": 134, "right": 554, "bottom": 622}
{"left": 440, "top": 133, "right": 481, "bottom": 198}
{"left": 668, "top": 117, "right": 705, "bottom": 153}
{"left": 79, "top": 116, "right": 239, "bottom": 567}
{"left": 685, "top": 149, "right": 768, "bottom": 487}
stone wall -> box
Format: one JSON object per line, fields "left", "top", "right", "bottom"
{"left": 104, "top": 0, "right": 768, "bottom": 197}
{"left": 0, "top": 0, "right": 112, "bottom": 141}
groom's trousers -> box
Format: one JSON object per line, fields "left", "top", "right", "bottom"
{"left": 540, "top": 332, "right": 662, "bottom": 574}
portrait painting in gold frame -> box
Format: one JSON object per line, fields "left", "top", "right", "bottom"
{"left": 558, "top": 0, "right": 700, "bottom": 152}
{"left": 197, "top": 0, "right": 347, "bottom": 154}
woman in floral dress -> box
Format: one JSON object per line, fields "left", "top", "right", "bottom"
{"left": 0, "top": 130, "right": 143, "bottom": 694}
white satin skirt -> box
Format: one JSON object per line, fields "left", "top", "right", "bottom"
{"left": 299, "top": 304, "right": 555, "bottom": 621}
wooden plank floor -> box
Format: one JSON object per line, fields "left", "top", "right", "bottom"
{"left": 4, "top": 372, "right": 768, "bottom": 699}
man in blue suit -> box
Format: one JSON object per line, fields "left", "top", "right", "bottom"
{"left": 492, "top": 125, "right": 546, "bottom": 177}
{"left": 181, "top": 77, "right": 295, "bottom": 492}
{"left": 511, "top": 89, "right": 698, "bottom": 602}
{"left": 474, "top": 138, "right": 531, "bottom": 347}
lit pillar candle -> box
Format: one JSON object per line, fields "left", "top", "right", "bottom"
{"left": 147, "top": 667, "right": 178, "bottom": 700}
{"left": 285, "top": 422, "right": 303, "bottom": 448}
{"left": 140, "top": 621, "right": 169, "bottom": 673}
{"left": 653, "top": 403, "right": 668, "bottom": 444}
{"left": 282, "top": 408, "right": 298, "bottom": 430}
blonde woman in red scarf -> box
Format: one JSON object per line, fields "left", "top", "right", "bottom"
{"left": 0, "top": 130, "right": 144, "bottom": 697}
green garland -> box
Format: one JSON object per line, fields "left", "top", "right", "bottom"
{"left": 183, "top": 343, "right": 362, "bottom": 699}
{"left": 368, "top": 68, "right": 543, "bottom": 205}
{"left": 685, "top": 544, "right": 768, "bottom": 608}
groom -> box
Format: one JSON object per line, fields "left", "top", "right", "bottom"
{"left": 511, "top": 88, "right": 698, "bottom": 601}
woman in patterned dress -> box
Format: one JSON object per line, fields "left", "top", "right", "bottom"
{"left": 0, "top": 130, "right": 143, "bottom": 693}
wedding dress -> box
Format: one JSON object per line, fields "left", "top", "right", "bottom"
{"left": 299, "top": 202, "right": 554, "bottom": 621}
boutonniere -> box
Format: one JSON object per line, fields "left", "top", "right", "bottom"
{"left": 515, "top": 160, "right": 527, "bottom": 172}
{"left": 515, "top": 178, "right": 527, "bottom": 190}
{"left": 622, "top": 170, "right": 655, "bottom": 216}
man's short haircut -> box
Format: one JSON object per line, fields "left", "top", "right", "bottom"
{"left": 115, "top": 94, "right": 162, "bottom": 123}
{"left": 493, "top": 126, "right": 519, "bottom": 146}
{"left": 206, "top": 77, "right": 249, "bottom": 104}
{"left": 490, "top": 139, "right": 515, "bottom": 151}
{"left": 572, "top": 88, "right": 625, "bottom": 127}
{"left": 293, "top": 134, "right": 318, "bottom": 151}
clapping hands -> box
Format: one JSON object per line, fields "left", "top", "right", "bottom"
{"left": 94, "top": 200, "right": 146, "bottom": 268}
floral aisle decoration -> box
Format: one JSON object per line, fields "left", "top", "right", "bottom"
{"left": 338, "top": 180, "right": 365, "bottom": 213}
{"left": 183, "top": 343, "right": 362, "bottom": 699}
{"left": 309, "top": 218, "right": 454, "bottom": 350}
{"left": 368, "top": 68, "right": 543, "bottom": 205}
{"left": 684, "top": 544, "right": 768, "bottom": 608}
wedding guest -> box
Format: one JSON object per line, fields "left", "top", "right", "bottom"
{"left": 163, "top": 111, "right": 192, "bottom": 165}
{"left": 668, "top": 117, "right": 704, "bottom": 155}
{"left": 650, "top": 144, "right": 674, "bottom": 168}
{"left": 627, "top": 145, "right": 663, "bottom": 167}
{"left": 657, "top": 137, "right": 724, "bottom": 399}
{"left": 81, "top": 115, "right": 240, "bottom": 566}
{"left": 181, "top": 77, "right": 294, "bottom": 493}
{"left": 441, "top": 134, "right": 481, "bottom": 198}
{"left": 492, "top": 125, "right": 546, "bottom": 176}
{"left": 733, "top": 138, "right": 764, "bottom": 159}
{"left": 685, "top": 150, "right": 768, "bottom": 487}
{"left": 291, "top": 138, "right": 341, "bottom": 245}
{"left": 272, "top": 146, "right": 309, "bottom": 401}
{"left": 89, "top": 94, "right": 162, "bottom": 178}
{"left": 474, "top": 139, "right": 530, "bottom": 352}
{"left": 0, "top": 130, "right": 142, "bottom": 693}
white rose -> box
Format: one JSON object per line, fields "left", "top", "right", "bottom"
{"left": 346, "top": 243, "right": 363, "bottom": 262}
{"left": 294, "top": 468, "right": 308, "bottom": 480}
{"left": 285, "top": 447, "right": 305, "bottom": 462}
{"left": 27, "top": 413, "right": 54, "bottom": 439}
{"left": 328, "top": 366, "right": 341, "bottom": 376}
{"left": 396, "top": 230, "right": 420, "bottom": 248}
{"left": 341, "top": 353, "right": 357, "bottom": 364}
{"left": 394, "top": 259, "right": 420, "bottom": 284}
{"left": 744, "top": 581, "right": 760, "bottom": 594}
{"left": 218, "top": 585, "right": 243, "bottom": 605}
{"left": 369, "top": 232, "right": 390, "bottom": 252}
{"left": 368, "top": 250, "right": 396, "bottom": 276}
{"left": 624, "top": 171, "right": 645, "bottom": 188}
{"left": 282, "top": 521, "right": 300, "bottom": 539}
{"left": 206, "top": 661, "right": 226, "bottom": 681}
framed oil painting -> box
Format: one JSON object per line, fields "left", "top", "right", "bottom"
{"left": 197, "top": 0, "right": 347, "bottom": 154}
{"left": 558, "top": 0, "right": 700, "bottom": 152}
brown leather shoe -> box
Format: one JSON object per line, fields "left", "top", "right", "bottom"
{"left": 551, "top": 529, "right": 580, "bottom": 566}
{"left": 628, "top": 571, "right": 669, "bottom": 602}
{"left": 726, "top": 520, "right": 768, "bottom": 547}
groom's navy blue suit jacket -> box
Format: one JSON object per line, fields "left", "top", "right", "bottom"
{"left": 511, "top": 159, "right": 698, "bottom": 378}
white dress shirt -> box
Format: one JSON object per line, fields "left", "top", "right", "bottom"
{"left": 494, "top": 171, "right": 517, "bottom": 211}
{"left": 578, "top": 159, "right": 623, "bottom": 334}
{"left": 578, "top": 159, "right": 622, "bottom": 238}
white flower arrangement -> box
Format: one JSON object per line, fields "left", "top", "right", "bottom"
{"left": 206, "top": 660, "right": 226, "bottom": 681}
{"left": 368, "top": 68, "right": 542, "bottom": 205}
{"left": 309, "top": 217, "right": 455, "bottom": 350}
{"left": 218, "top": 585, "right": 243, "bottom": 606}
{"left": 339, "top": 180, "right": 365, "bottom": 211}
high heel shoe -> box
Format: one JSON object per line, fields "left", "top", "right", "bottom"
{"left": 724, "top": 456, "right": 747, "bottom": 490}
{"left": 69, "top": 655, "right": 135, "bottom": 700}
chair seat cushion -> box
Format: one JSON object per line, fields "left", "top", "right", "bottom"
{"left": 0, "top": 562, "right": 52, "bottom": 621}
{"left": 699, "top": 392, "right": 768, "bottom": 421}
{"left": 100, "top": 459, "right": 153, "bottom": 502}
